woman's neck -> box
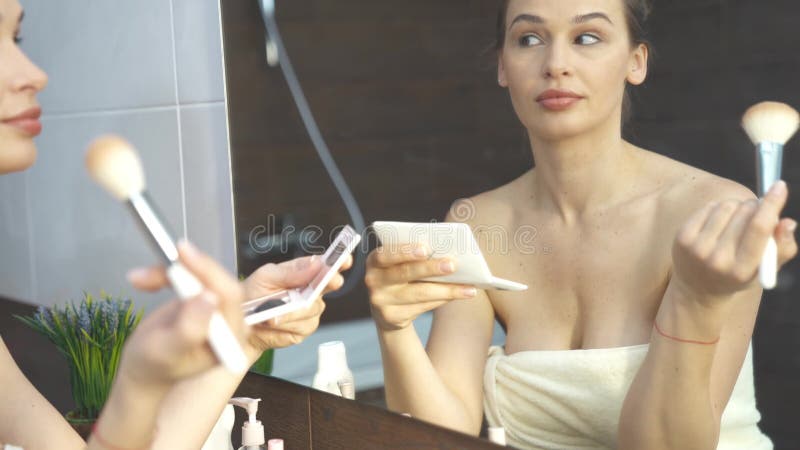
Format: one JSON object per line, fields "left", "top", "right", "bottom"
{"left": 528, "top": 125, "right": 640, "bottom": 225}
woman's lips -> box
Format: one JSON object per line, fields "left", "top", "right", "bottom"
{"left": 536, "top": 90, "right": 584, "bottom": 111}
{"left": 2, "top": 107, "right": 43, "bottom": 137}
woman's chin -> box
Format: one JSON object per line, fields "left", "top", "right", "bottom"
{"left": 526, "top": 108, "right": 620, "bottom": 143}
{"left": 0, "top": 143, "right": 37, "bottom": 174}
{"left": 528, "top": 122, "right": 591, "bottom": 142}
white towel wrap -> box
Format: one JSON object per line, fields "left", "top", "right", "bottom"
{"left": 484, "top": 343, "right": 772, "bottom": 450}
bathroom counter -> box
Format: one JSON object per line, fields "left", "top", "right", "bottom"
{"left": 233, "top": 372, "right": 503, "bottom": 449}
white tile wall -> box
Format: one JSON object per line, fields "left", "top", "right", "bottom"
{"left": 173, "top": 0, "right": 226, "bottom": 103}
{"left": 28, "top": 109, "right": 184, "bottom": 307}
{"left": 1, "top": 0, "right": 234, "bottom": 308}
{"left": 20, "top": 0, "right": 177, "bottom": 114}
{"left": 0, "top": 172, "right": 33, "bottom": 301}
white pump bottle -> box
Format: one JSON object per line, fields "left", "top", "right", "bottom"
{"left": 229, "top": 397, "right": 266, "bottom": 450}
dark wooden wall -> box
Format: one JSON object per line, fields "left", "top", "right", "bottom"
{"left": 221, "top": 1, "right": 800, "bottom": 447}
{"left": 223, "top": 0, "right": 524, "bottom": 324}
{"left": 631, "top": 3, "right": 800, "bottom": 448}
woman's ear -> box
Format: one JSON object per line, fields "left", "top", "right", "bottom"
{"left": 627, "top": 44, "right": 649, "bottom": 86}
{"left": 498, "top": 54, "right": 509, "bottom": 87}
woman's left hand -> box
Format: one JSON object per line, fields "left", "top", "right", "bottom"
{"left": 239, "top": 255, "right": 351, "bottom": 353}
{"left": 671, "top": 181, "right": 798, "bottom": 304}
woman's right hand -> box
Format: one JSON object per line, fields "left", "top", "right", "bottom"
{"left": 366, "top": 244, "right": 478, "bottom": 331}
{"left": 119, "top": 241, "right": 248, "bottom": 389}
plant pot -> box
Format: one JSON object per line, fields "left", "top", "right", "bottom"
{"left": 65, "top": 410, "right": 96, "bottom": 440}
{"left": 249, "top": 348, "right": 274, "bottom": 376}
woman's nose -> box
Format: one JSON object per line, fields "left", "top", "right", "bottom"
{"left": 542, "top": 41, "right": 572, "bottom": 79}
{"left": 11, "top": 46, "right": 48, "bottom": 94}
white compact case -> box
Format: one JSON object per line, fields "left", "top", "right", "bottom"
{"left": 242, "top": 225, "right": 361, "bottom": 325}
{"left": 371, "top": 221, "right": 527, "bottom": 291}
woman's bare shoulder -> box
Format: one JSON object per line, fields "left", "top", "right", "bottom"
{"left": 640, "top": 149, "right": 757, "bottom": 222}
{"left": 445, "top": 172, "right": 530, "bottom": 227}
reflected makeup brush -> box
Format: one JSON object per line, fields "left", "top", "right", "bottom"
{"left": 741, "top": 102, "right": 800, "bottom": 289}
{"left": 85, "top": 135, "right": 248, "bottom": 374}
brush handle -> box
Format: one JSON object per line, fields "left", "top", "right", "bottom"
{"left": 167, "top": 263, "right": 249, "bottom": 374}
{"left": 759, "top": 236, "right": 778, "bottom": 290}
{"left": 206, "top": 312, "right": 249, "bottom": 374}
{"left": 755, "top": 153, "right": 783, "bottom": 290}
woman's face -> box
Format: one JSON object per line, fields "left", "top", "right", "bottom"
{"left": 498, "top": 0, "right": 647, "bottom": 141}
{"left": 0, "top": 0, "right": 47, "bottom": 174}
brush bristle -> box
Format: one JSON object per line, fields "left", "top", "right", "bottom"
{"left": 742, "top": 101, "right": 800, "bottom": 145}
{"left": 85, "top": 135, "right": 145, "bottom": 201}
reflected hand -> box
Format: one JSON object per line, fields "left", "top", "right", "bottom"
{"left": 366, "top": 244, "right": 478, "bottom": 332}
{"left": 240, "top": 255, "right": 352, "bottom": 353}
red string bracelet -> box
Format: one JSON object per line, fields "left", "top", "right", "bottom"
{"left": 90, "top": 423, "right": 154, "bottom": 450}
{"left": 654, "top": 321, "right": 720, "bottom": 346}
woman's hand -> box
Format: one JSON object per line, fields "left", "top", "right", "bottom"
{"left": 127, "top": 252, "right": 353, "bottom": 360}
{"left": 119, "top": 241, "right": 248, "bottom": 389}
{"left": 671, "top": 181, "right": 798, "bottom": 304}
{"left": 240, "top": 255, "right": 352, "bottom": 353}
{"left": 366, "top": 244, "right": 478, "bottom": 331}
{"left": 90, "top": 244, "right": 249, "bottom": 450}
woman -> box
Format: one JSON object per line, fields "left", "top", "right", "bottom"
{"left": 0, "top": 0, "right": 349, "bottom": 448}
{"left": 366, "top": 0, "right": 797, "bottom": 449}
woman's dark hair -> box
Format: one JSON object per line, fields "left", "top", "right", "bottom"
{"left": 494, "top": 0, "right": 653, "bottom": 123}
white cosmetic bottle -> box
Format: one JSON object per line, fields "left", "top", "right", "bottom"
{"left": 230, "top": 397, "right": 267, "bottom": 450}
{"left": 488, "top": 427, "right": 507, "bottom": 446}
{"left": 311, "top": 341, "right": 355, "bottom": 399}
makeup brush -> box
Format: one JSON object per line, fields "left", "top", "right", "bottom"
{"left": 86, "top": 135, "right": 248, "bottom": 374}
{"left": 741, "top": 101, "right": 800, "bottom": 289}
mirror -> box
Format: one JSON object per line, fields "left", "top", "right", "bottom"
{"left": 220, "top": 0, "right": 799, "bottom": 447}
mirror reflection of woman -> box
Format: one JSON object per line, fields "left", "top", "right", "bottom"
{"left": 0, "top": 1, "right": 350, "bottom": 448}
{"left": 367, "top": 1, "right": 797, "bottom": 449}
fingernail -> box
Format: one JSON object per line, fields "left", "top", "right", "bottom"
{"left": 462, "top": 288, "right": 477, "bottom": 298}
{"left": 200, "top": 291, "right": 218, "bottom": 306}
{"left": 440, "top": 260, "right": 455, "bottom": 273}
{"left": 126, "top": 268, "right": 149, "bottom": 284}
{"left": 771, "top": 180, "right": 787, "bottom": 196}
{"left": 178, "top": 239, "right": 200, "bottom": 258}
{"left": 788, "top": 220, "right": 798, "bottom": 233}
{"left": 414, "top": 245, "right": 430, "bottom": 259}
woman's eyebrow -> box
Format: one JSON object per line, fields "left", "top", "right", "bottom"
{"left": 509, "top": 14, "right": 545, "bottom": 29}
{"left": 510, "top": 12, "right": 613, "bottom": 29}
{"left": 573, "top": 12, "right": 613, "bottom": 25}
